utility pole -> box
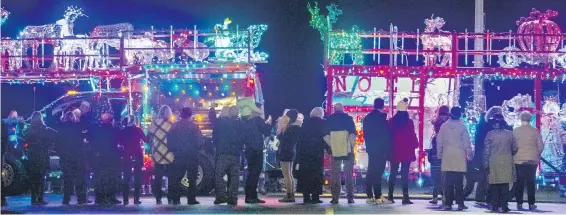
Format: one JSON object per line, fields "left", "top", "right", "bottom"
{"left": 474, "top": 0, "right": 487, "bottom": 110}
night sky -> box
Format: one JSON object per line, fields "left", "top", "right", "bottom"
{"left": 1, "top": 0, "right": 566, "bottom": 118}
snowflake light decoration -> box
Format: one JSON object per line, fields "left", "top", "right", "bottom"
{"left": 0, "top": 7, "right": 9, "bottom": 25}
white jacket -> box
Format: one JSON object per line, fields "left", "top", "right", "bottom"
{"left": 513, "top": 123, "right": 544, "bottom": 164}
{"left": 437, "top": 119, "right": 473, "bottom": 172}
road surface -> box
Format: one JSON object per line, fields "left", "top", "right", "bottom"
{"left": 3, "top": 195, "right": 566, "bottom": 214}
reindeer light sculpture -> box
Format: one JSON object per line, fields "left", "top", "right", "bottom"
{"left": 421, "top": 15, "right": 452, "bottom": 67}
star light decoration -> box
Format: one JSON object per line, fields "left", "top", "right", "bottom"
{"left": 0, "top": 7, "right": 9, "bottom": 25}
{"left": 307, "top": 2, "right": 363, "bottom": 65}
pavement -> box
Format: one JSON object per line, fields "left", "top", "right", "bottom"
{"left": 3, "top": 194, "right": 566, "bottom": 214}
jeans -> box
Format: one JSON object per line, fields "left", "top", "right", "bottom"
{"left": 280, "top": 161, "right": 294, "bottom": 195}
{"left": 514, "top": 164, "right": 537, "bottom": 205}
{"left": 245, "top": 150, "right": 263, "bottom": 200}
{"left": 170, "top": 158, "right": 198, "bottom": 202}
{"left": 152, "top": 164, "right": 171, "bottom": 202}
{"left": 215, "top": 154, "right": 241, "bottom": 202}
{"left": 61, "top": 157, "right": 87, "bottom": 203}
{"left": 365, "top": 154, "right": 387, "bottom": 199}
{"left": 122, "top": 156, "right": 142, "bottom": 201}
{"left": 388, "top": 162, "right": 410, "bottom": 198}
{"left": 443, "top": 171, "right": 465, "bottom": 206}
{"left": 490, "top": 183, "right": 510, "bottom": 210}
{"left": 331, "top": 158, "right": 354, "bottom": 200}
{"left": 430, "top": 159, "right": 442, "bottom": 199}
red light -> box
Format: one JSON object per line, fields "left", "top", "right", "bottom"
{"left": 379, "top": 70, "right": 384, "bottom": 74}
{"left": 24, "top": 143, "right": 28, "bottom": 148}
{"left": 248, "top": 79, "right": 254, "bottom": 84}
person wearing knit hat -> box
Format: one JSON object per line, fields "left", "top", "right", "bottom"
{"left": 388, "top": 98, "right": 418, "bottom": 204}
{"left": 277, "top": 109, "right": 301, "bottom": 203}
{"left": 437, "top": 106, "right": 472, "bottom": 211}
{"left": 239, "top": 99, "right": 272, "bottom": 204}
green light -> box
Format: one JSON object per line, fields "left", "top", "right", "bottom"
{"left": 308, "top": 2, "right": 363, "bottom": 65}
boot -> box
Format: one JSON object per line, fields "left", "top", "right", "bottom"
{"left": 134, "top": 197, "right": 142, "bottom": 205}
{"left": 278, "top": 193, "right": 295, "bottom": 203}
{"left": 302, "top": 193, "right": 311, "bottom": 204}
{"left": 388, "top": 191, "right": 395, "bottom": 204}
{"left": 402, "top": 194, "right": 413, "bottom": 205}
{"left": 311, "top": 195, "right": 323, "bottom": 204}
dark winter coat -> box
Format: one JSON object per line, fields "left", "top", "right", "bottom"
{"left": 473, "top": 117, "right": 512, "bottom": 168}
{"left": 89, "top": 123, "right": 120, "bottom": 167}
{"left": 167, "top": 119, "right": 203, "bottom": 160}
{"left": 390, "top": 119, "right": 419, "bottom": 163}
{"left": 429, "top": 114, "right": 450, "bottom": 161}
{"left": 242, "top": 116, "right": 271, "bottom": 152}
{"left": 296, "top": 117, "right": 327, "bottom": 195}
{"left": 25, "top": 124, "right": 57, "bottom": 172}
{"left": 213, "top": 117, "right": 244, "bottom": 157}
{"left": 118, "top": 126, "right": 147, "bottom": 159}
{"left": 362, "top": 110, "right": 391, "bottom": 157}
{"left": 56, "top": 122, "right": 87, "bottom": 162}
{"left": 326, "top": 111, "right": 357, "bottom": 160}
{"left": 277, "top": 123, "right": 301, "bottom": 162}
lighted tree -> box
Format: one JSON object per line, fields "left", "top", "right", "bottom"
{"left": 307, "top": 2, "right": 363, "bottom": 65}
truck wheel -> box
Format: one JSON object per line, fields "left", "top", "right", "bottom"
{"left": 180, "top": 153, "right": 215, "bottom": 195}
{"left": 2, "top": 156, "right": 28, "bottom": 196}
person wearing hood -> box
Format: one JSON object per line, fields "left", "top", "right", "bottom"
{"left": 89, "top": 111, "right": 121, "bottom": 205}
{"left": 168, "top": 107, "right": 203, "bottom": 205}
{"left": 483, "top": 113, "right": 518, "bottom": 213}
{"left": 362, "top": 98, "right": 392, "bottom": 204}
{"left": 277, "top": 109, "right": 302, "bottom": 203}
{"left": 325, "top": 103, "right": 357, "bottom": 204}
{"left": 475, "top": 106, "right": 508, "bottom": 205}
{"left": 512, "top": 111, "right": 543, "bottom": 211}
{"left": 24, "top": 111, "right": 57, "bottom": 206}
{"left": 118, "top": 115, "right": 147, "bottom": 205}
{"left": 437, "top": 107, "right": 472, "bottom": 211}
{"left": 214, "top": 106, "right": 245, "bottom": 206}
{"left": 57, "top": 111, "right": 90, "bottom": 205}
{"left": 428, "top": 105, "right": 450, "bottom": 204}
{"left": 148, "top": 105, "right": 175, "bottom": 205}
{"left": 296, "top": 107, "right": 328, "bottom": 204}
{"left": 388, "top": 99, "right": 419, "bottom": 204}
{"left": 238, "top": 98, "right": 272, "bottom": 204}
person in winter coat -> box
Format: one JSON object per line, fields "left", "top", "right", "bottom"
{"left": 388, "top": 99, "right": 418, "bottom": 204}
{"left": 277, "top": 109, "right": 302, "bottom": 203}
{"left": 325, "top": 103, "right": 357, "bottom": 204}
{"left": 362, "top": 98, "right": 392, "bottom": 204}
{"left": 148, "top": 105, "right": 175, "bottom": 204}
{"left": 475, "top": 106, "right": 505, "bottom": 204}
{"left": 168, "top": 107, "right": 203, "bottom": 205}
{"left": 428, "top": 105, "right": 450, "bottom": 204}
{"left": 57, "top": 112, "right": 90, "bottom": 205}
{"left": 25, "top": 111, "right": 57, "bottom": 206}
{"left": 118, "top": 115, "right": 147, "bottom": 205}
{"left": 238, "top": 98, "right": 272, "bottom": 204}
{"left": 484, "top": 114, "right": 518, "bottom": 213}
{"left": 296, "top": 107, "right": 327, "bottom": 204}
{"left": 89, "top": 111, "right": 121, "bottom": 205}
{"left": 512, "top": 111, "right": 543, "bottom": 211}
{"left": 214, "top": 106, "right": 245, "bottom": 206}
{"left": 437, "top": 107, "right": 473, "bottom": 211}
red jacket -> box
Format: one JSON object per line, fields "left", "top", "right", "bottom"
{"left": 389, "top": 120, "right": 419, "bottom": 163}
